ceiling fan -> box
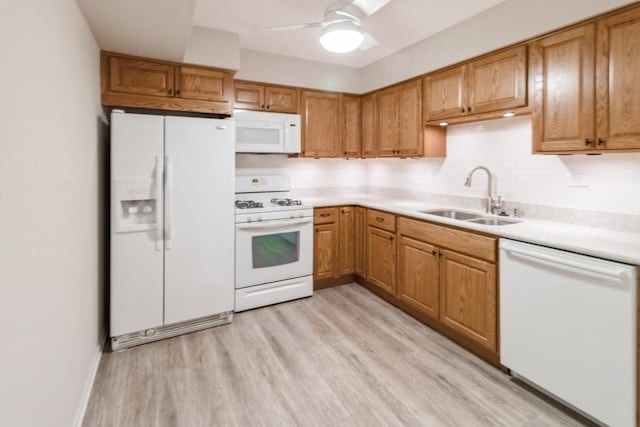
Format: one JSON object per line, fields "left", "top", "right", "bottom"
{"left": 266, "top": 0, "right": 392, "bottom": 53}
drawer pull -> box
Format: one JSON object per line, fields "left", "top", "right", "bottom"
{"left": 320, "top": 213, "right": 331, "bottom": 217}
{"left": 376, "top": 217, "right": 385, "bottom": 222}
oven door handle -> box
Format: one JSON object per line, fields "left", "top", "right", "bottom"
{"left": 236, "top": 218, "right": 312, "bottom": 230}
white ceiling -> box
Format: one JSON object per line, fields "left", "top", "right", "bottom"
{"left": 193, "top": 0, "right": 508, "bottom": 67}
{"left": 78, "top": 0, "right": 508, "bottom": 69}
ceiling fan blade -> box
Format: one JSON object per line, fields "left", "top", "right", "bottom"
{"left": 359, "top": 31, "right": 379, "bottom": 50}
{"left": 267, "top": 22, "right": 323, "bottom": 31}
{"left": 351, "top": 0, "right": 392, "bottom": 17}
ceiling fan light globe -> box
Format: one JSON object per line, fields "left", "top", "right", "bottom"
{"left": 320, "top": 21, "right": 363, "bottom": 53}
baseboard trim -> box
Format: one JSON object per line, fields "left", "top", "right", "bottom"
{"left": 73, "top": 331, "right": 106, "bottom": 427}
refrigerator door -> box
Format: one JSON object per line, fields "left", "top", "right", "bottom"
{"left": 163, "top": 116, "right": 235, "bottom": 324}
{"left": 110, "top": 112, "right": 164, "bottom": 337}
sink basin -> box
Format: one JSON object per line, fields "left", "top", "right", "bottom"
{"left": 419, "top": 209, "right": 483, "bottom": 221}
{"left": 467, "top": 217, "right": 521, "bottom": 226}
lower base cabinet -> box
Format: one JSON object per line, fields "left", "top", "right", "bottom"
{"left": 397, "top": 236, "right": 439, "bottom": 321}
{"left": 367, "top": 226, "right": 396, "bottom": 294}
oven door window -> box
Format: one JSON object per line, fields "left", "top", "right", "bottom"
{"left": 252, "top": 231, "right": 300, "bottom": 268}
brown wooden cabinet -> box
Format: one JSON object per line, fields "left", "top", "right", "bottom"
{"left": 397, "top": 235, "right": 439, "bottom": 321}
{"left": 301, "top": 91, "right": 342, "bottom": 157}
{"left": 366, "top": 210, "right": 396, "bottom": 295}
{"left": 101, "top": 52, "right": 234, "bottom": 115}
{"left": 314, "top": 222, "right": 339, "bottom": 280}
{"left": 354, "top": 207, "right": 367, "bottom": 277}
{"left": 396, "top": 217, "right": 498, "bottom": 354}
{"left": 233, "top": 81, "right": 299, "bottom": 113}
{"left": 342, "top": 95, "right": 362, "bottom": 157}
{"left": 376, "top": 79, "right": 446, "bottom": 157}
{"left": 338, "top": 207, "right": 355, "bottom": 275}
{"left": 439, "top": 250, "right": 497, "bottom": 353}
{"left": 532, "top": 5, "right": 640, "bottom": 153}
{"left": 361, "top": 93, "right": 377, "bottom": 157}
{"left": 424, "top": 46, "right": 527, "bottom": 123}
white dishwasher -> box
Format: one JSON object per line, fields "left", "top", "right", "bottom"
{"left": 500, "top": 239, "right": 637, "bottom": 427}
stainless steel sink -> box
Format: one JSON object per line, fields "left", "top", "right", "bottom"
{"left": 419, "top": 209, "right": 483, "bottom": 221}
{"left": 466, "top": 217, "right": 521, "bottom": 226}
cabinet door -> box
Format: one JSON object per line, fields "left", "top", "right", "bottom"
{"left": 265, "top": 86, "right": 299, "bottom": 113}
{"left": 338, "top": 207, "right": 355, "bottom": 275}
{"left": 530, "top": 25, "right": 596, "bottom": 152}
{"left": 342, "top": 95, "right": 362, "bottom": 157}
{"left": 108, "top": 55, "right": 175, "bottom": 97}
{"left": 397, "top": 236, "right": 439, "bottom": 320}
{"left": 301, "top": 91, "right": 341, "bottom": 157}
{"left": 367, "top": 226, "right": 396, "bottom": 295}
{"left": 467, "top": 46, "right": 527, "bottom": 115}
{"left": 314, "top": 222, "right": 339, "bottom": 280}
{"left": 424, "top": 65, "right": 466, "bottom": 121}
{"left": 176, "top": 66, "right": 233, "bottom": 103}
{"left": 376, "top": 86, "right": 399, "bottom": 156}
{"left": 234, "top": 82, "right": 264, "bottom": 110}
{"left": 362, "top": 93, "right": 377, "bottom": 157}
{"left": 354, "top": 207, "right": 367, "bottom": 277}
{"left": 596, "top": 6, "right": 640, "bottom": 150}
{"left": 439, "top": 249, "right": 497, "bottom": 352}
{"left": 398, "top": 79, "right": 423, "bottom": 156}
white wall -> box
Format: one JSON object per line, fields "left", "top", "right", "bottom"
{"left": 367, "top": 117, "right": 640, "bottom": 215}
{"left": 0, "top": 1, "right": 106, "bottom": 426}
{"left": 361, "top": 0, "right": 638, "bottom": 92}
{"left": 237, "top": 49, "right": 363, "bottom": 93}
{"left": 237, "top": 117, "right": 640, "bottom": 218}
{"left": 183, "top": 27, "right": 241, "bottom": 70}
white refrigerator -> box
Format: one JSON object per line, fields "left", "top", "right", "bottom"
{"left": 110, "top": 111, "right": 235, "bottom": 350}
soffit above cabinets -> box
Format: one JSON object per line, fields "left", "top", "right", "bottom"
{"left": 77, "top": 0, "right": 508, "bottom": 68}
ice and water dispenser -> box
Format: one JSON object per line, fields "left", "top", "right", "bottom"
{"left": 112, "top": 177, "right": 159, "bottom": 233}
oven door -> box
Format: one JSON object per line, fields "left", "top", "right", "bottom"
{"left": 235, "top": 217, "right": 313, "bottom": 288}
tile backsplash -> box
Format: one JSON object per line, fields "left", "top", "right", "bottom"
{"left": 236, "top": 116, "right": 640, "bottom": 229}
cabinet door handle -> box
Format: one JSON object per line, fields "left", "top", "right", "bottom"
{"left": 598, "top": 138, "right": 606, "bottom": 145}
{"left": 389, "top": 236, "right": 394, "bottom": 241}
{"left": 432, "top": 250, "right": 437, "bottom": 256}
{"left": 585, "top": 138, "right": 593, "bottom": 146}
{"left": 461, "top": 108, "right": 465, "bottom": 113}
{"left": 266, "top": 105, "right": 270, "bottom": 110}
{"left": 467, "top": 106, "right": 472, "bottom": 113}
{"left": 175, "top": 88, "right": 181, "bottom": 96}
{"left": 261, "top": 104, "right": 265, "bottom": 109}
{"left": 376, "top": 217, "right": 384, "bottom": 222}
{"left": 168, "top": 88, "right": 173, "bottom": 96}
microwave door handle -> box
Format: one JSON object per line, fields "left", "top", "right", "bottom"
{"left": 236, "top": 218, "right": 312, "bottom": 230}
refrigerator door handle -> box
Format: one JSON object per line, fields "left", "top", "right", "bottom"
{"left": 155, "top": 156, "right": 163, "bottom": 251}
{"left": 165, "top": 155, "right": 173, "bottom": 249}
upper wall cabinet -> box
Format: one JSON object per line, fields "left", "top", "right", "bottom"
{"left": 342, "top": 95, "right": 362, "bottom": 157}
{"left": 424, "top": 46, "right": 527, "bottom": 123}
{"left": 101, "top": 52, "right": 234, "bottom": 115}
{"left": 301, "top": 90, "right": 342, "bottom": 158}
{"left": 361, "top": 93, "right": 377, "bottom": 157}
{"left": 531, "top": 4, "right": 640, "bottom": 153}
{"left": 376, "top": 79, "right": 446, "bottom": 157}
{"left": 234, "top": 81, "right": 299, "bottom": 113}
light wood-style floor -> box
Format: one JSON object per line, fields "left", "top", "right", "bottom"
{"left": 84, "top": 284, "right": 589, "bottom": 427}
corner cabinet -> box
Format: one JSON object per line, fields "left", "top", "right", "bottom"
{"left": 342, "top": 95, "right": 362, "bottom": 157}
{"left": 301, "top": 90, "right": 342, "bottom": 158}
{"left": 361, "top": 93, "right": 377, "bottom": 157}
{"left": 424, "top": 45, "right": 527, "bottom": 124}
{"left": 101, "top": 52, "right": 234, "bottom": 115}
{"left": 531, "top": 4, "right": 640, "bottom": 153}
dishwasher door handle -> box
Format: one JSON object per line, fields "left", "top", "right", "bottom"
{"left": 503, "top": 245, "right": 629, "bottom": 281}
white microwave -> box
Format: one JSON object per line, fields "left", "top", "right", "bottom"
{"left": 234, "top": 110, "right": 301, "bottom": 154}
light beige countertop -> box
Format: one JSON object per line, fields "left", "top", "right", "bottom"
{"left": 303, "top": 194, "right": 640, "bottom": 266}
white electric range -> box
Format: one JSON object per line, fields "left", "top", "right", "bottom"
{"left": 234, "top": 175, "right": 314, "bottom": 312}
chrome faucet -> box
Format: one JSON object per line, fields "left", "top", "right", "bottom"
{"left": 464, "top": 166, "right": 503, "bottom": 214}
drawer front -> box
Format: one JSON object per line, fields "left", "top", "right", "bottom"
{"left": 314, "top": 207, "right": 339, "bottom": 224}
{"left": 398, "top": 217, "right": 496, "bottom": 262}
{"left": 367, "top": 209, "right": 396, "bottom": 232}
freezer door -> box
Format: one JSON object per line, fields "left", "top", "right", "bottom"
{"left": 110, "top": 112, "right": 164, "bottom": 336}
{"left": 163, "top": 116, "right": 235, "bottom": 324}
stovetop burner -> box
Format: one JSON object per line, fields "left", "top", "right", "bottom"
{"left": 235, "top": 200, "right": 264, "bottom": 209}
{"left": 270, "top": 198, "right": 302, "bottom": 207}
